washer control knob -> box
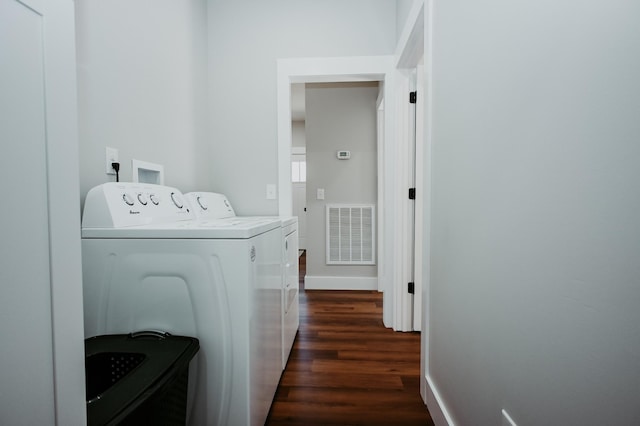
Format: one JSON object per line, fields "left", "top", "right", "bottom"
{"left": 171, "top": 192, "right": 184, "bottom": 209}
{"left": 137, "top": 193, "right": 148, "bottom": 205}
{"left": 149, "top": 194, "right": 160, "bottom": 205}
{"left": 197, "top": 196, "right": 208, "bottom": 211}
{"left": 122, "top": 193, "right": 135, "bottom": 206}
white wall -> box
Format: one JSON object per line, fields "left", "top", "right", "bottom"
{"left": 396, "top": 0, "right": 415, "bottom": 42}
{"left": 305, "top": 83, "right": 378, "bottom": 282}
{"left": 428, "top": 0, "right": 640, "bottom": 424}
{"left": 76, "top": 0, "right": 210, "bottom": 205}
{"left": 207, "top": 0, "right": 396, "bottom": 215}
{"left": 291, "top": 121, "right": 306, "bottom": 148}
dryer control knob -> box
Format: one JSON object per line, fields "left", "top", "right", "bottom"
{"left": 137, "top": 193, "right": 148, "bottom": 205}
{"left": 122, "top": 193, "right": 135, "bottom": 206}
{"left": 149, "top": 194, "right": 160, "bottom": 205}
{"left": 171, "top": 192, "right": 184, "bottom": 209}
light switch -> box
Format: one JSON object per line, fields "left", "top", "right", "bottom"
{"left": 317, "top": 188, "right": 325, "bottom": 200}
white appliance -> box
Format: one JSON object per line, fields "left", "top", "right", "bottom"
{"left": 81, "top": 182, "right": 283, "bottom": 426}
{"left": 185, "top": 192, "right": 299, "bottom": 369}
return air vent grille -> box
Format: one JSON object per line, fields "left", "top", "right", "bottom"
{"left": 326, "top": 204, "right": 375, "bottom": 265}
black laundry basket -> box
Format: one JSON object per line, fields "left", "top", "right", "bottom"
{"left": 85, "top": 332, "right": 199, "bottom": 426}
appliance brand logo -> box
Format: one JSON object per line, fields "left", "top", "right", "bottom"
{"left": 129, "top": 210, "right": 140, "bottom": 215}
{"left": 250, "top": 246, "right": 256, "bottom": 262}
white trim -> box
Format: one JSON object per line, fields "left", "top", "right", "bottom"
{"left": 42, "top": 0, "right": 87, "bottom": 424}
{"left": 304, "top": 275, "right": 378, "bottom": 291}
{"left": 376, "top": 93, "right": 385, "bottom": 292}
{"left": 413, "top": 62, "right": 425, "bottom": 333}
{"left": 421, "top": 0, "right": 435, "bottom": 405}
{"left": 502, "top": 409, "right": 518, "bottom": 426}
{"left": 426, "top": 375, "right": 456, "bottom": 426}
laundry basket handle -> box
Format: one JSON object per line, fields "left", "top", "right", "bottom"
{"left": 129, "top": 330, "right": 171, "bottom": 340}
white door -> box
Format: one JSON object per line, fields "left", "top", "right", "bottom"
{"left": 292, "top": 183, "right": 307, "bottom": 250}
{"left": 1, "top": 1, "right": 85, "bottom": 423}
{"left": 1, "top": 1, "right": 55, "bottom": 422}
{"left": 291, "top": 153, "right": 307, "bottom": 250}
{"left": 413, "top": 61, "right": 425, "bottom": 332}
{"left": 395, "top": 66, "right": 423, "bottom": 332}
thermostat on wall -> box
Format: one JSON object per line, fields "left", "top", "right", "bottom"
{"left": 336, "top": 150, "right": 351, "bottom": 160}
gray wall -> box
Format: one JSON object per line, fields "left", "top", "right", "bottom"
{"left": 207, "top": 0, "right": 396, "bottom": 215}
{"left": 305, "top": 83, "right": 378, "bottom": 279}
{"left": 76, "top": 0, "right": 210, "bottom": 205}
{"left": 429, "top": 0, "right": 640, "bottom": 424}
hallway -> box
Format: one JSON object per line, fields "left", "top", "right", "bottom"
{"left": 266, "top": 253, "right": 433, "bottom": 425}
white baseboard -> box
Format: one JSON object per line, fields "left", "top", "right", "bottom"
{"left": 426, "top": 374, "right": 455, "bottom": 426}
{"left": 304, "top": 275, "right": 378, "bottom": 290}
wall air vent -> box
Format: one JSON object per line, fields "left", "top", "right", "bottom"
{"left": 326, "top": 204, "right": 376, "bottom": 265}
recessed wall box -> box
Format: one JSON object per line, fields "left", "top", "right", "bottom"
{"left": 132, "top": 159, "right": 164, "bottom": 185}
{"left": 336, "top": 150, "right": 351, "bottom": 160}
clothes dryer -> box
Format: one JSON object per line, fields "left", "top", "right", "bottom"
{"left": 185, "top": 192, "right": 299, "bottom": 369}
{"left": 82, "top": 183, "right": 283, "bottom": 426}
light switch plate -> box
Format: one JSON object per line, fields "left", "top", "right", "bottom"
{"left": 317, "top": 188, "right": 325, "bottom": 200}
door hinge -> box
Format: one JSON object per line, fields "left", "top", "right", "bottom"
{"left": 409, "top": 91, "right": 417, "bottom": 104}
{"left": 408, "top": 282, "right": 415, "bottom": 294}
{"left": 408, "top": 188, "right": 416, "bottom": 200}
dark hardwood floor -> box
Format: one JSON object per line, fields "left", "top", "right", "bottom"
{"left": 266, "top": 252, "right": 434, "bottom": 426}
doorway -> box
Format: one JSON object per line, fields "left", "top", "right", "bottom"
{"left": 276, "top": 56, "right": 397, "bottom": 326}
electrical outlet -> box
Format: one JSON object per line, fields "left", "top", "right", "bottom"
{"left": 105, "top": 147, "right": 119, "bottom": 175}
{"left": 317, "top": 188, "right": 325, "bottom": 200}
{"left": 266, "top": 184, "right": 277, "bottom": 200}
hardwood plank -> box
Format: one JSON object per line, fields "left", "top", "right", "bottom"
{"left": 279, "top": 371, "right": 404, "bottom": 390}
{"left": 310, "top": 359, "right": 419, "bottom": 376}
{"left": 266, "top": 252, "right": 433, "bottom": 425}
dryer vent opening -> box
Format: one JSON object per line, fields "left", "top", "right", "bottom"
{"left": 326, "top": 204, "right": 375, "bottom": 265}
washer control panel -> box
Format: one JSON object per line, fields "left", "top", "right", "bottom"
{"left": 82, "top": 182, "right": 194, "bottom": 228}
{"left": 184, "top": 192, "right": 236, "bottom": 220}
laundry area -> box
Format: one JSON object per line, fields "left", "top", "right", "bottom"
{"left": 2, "top": 0, "right": 398, "bottom": 424}
{"left": 3, "top": 0, "right": 640, "bottom": 425}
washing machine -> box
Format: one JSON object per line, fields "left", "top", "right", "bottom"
{"left": 185, "top": 192, "right": 299, "bottom": 369}
{"left": 81, "top": 182, "right": 283, "bottom": 426}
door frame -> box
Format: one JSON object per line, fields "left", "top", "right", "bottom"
{"left": 276, "top": 55, "right": 402, "bottom": 327}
